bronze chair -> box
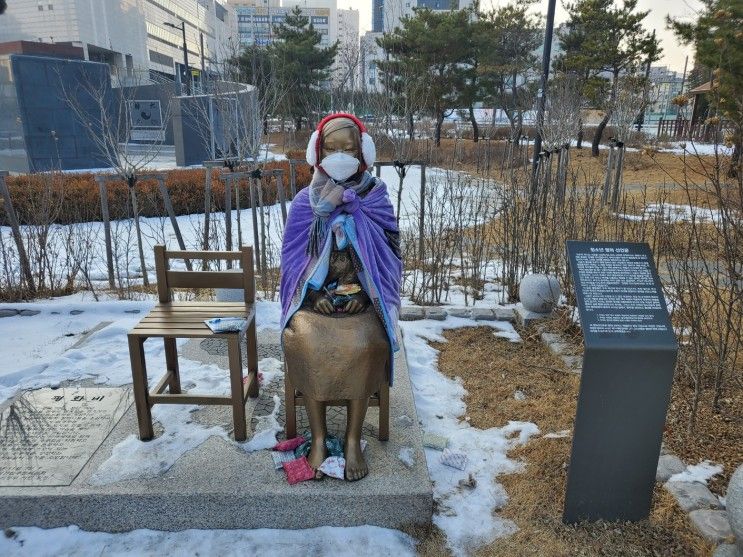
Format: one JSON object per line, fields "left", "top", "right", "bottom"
{"left": 283, "top": 372, "right": 390, "bottom": 441}
{"left": 127, "top": 245, "right": 258, "bottom": 442}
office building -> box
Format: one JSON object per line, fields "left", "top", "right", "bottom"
{"left": 0, "top": 0, "right": 237, "bottom": 80}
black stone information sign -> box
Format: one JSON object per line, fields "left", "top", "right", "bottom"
{"left": 563, "top": 241, "right": 678, "bottom": 523}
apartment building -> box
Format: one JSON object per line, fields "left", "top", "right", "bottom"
{"left": 230, "top": 0, "right": 336, "bottom": 48}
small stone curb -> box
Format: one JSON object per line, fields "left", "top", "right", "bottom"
{"left": 535, "top": 328, "right": 582, "bottom": 374}
{"left": 397, "top": 306, "right": 517, "bottom": 323}
{"left": 657, "top": 454, "right": 737, "bottom": 550}
{"left": 515, "top": 304, "right": 554, "bottom": 328}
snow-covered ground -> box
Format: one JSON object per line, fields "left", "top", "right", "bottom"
{"left": 0, "top": 291, "right": 535, "bottom": 556}
{"left": 1, "top": 525, "right": 417, "bottom": 557}
{"left": 617, "top": 202, "right": 724, "bottom": 224}
{"left": 661, "top": 141, "right": 733, "bottom": 156}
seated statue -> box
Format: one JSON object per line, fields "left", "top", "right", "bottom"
{"left": 280, "top": 113, "right": 402, "bottom": 481}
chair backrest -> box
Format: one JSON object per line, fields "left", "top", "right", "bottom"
{"left": 153, "top": 245, "right": 255, "bottom": 305}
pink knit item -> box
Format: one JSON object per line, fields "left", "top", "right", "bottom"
{"left": 273, "top": 436, "right": 305, "bottom": 452}
{"left": 283, "top": 456, "right": 315, "bottom": 485}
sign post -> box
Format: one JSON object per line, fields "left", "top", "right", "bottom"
{"left": 563, "top": 241, "right": 678, "bottom": 523}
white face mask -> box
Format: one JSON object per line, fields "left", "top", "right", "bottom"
{"left": 320, "top": 152, "right": 360, "bottom": 182}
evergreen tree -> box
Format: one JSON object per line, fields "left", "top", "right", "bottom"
{"left": 232, "top": 45, "right": 278, "bottom": 136}
{"left": 269, "top": 6, "right": 337, "bottom": 130}
{"left": 558, "top": 0, "right": 660, "bottom": 156}
{"left": 669, "top": 0, "right": 743, "bottom": 174}
{"left": 378, "top": 8, "right": 473, "bottom": 146}
{"left": 477, "top": 1, "right": 542, "bottom": 143}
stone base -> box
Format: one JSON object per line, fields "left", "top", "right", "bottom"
{"left": 0, "top": 328, "right": 432, "bottom": 532}
{"left": 514, "top": 304, "right": 553, "bottom": 328}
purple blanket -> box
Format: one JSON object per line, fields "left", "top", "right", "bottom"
{"left": 279, "top": 179, "right": 402, "bottom": 355}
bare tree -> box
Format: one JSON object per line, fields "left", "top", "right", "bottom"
{"left": 59, "top": 66, "right": 175, "bottom": 287}
{"left": 611, "top": 75, "right": 651, "bottom": 142}
{"left": 331, "top": 21, "right": 363, "bottom": 112}
{"left": 540, "top": 74, "right": 582, "bottom": 150}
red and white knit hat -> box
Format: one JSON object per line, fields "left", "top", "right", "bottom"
{"left": 305, "top": 112, "right": 376, "bottom": 172}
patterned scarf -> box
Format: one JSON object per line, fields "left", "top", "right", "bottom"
{"left": 307, "top": 170, "right": 375, "bottom": 256}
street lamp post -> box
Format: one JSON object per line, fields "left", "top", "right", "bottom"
{"left": 164, "top": 20, "right": 190, "bottom": 95}
{"left": 531, "top": 0, "right": 557, "bottom": 192}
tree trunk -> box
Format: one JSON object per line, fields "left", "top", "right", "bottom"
{"left": 592, "top": 113, "right": 610, "bottom": 157}
{"left": 434, "top": 112, "right": 444, "bottom": 146}
{"left": 514, "top": 113, "right": 523, "bottom": 144}
{"left": 576, "top": 120, "right": 583, "bottom": 149}
{"left": 468, "top": 105, "right": 479, "bottom": 143}
{"left": 728, "top": 139, "right": 741, "bottom": 178}
{"left": 408, "top": 112, "right": 414, "bottom": 141}
{"left": 593, "top": 70, "right": 620, "bottom": 157}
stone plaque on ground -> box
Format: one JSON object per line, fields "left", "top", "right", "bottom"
{"left": 564, "top": 241, "right": 677, "bottom": 523}
{"left": 0, "top": 387, "right": 131, "bottom": 487}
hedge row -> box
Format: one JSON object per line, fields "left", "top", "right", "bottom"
{"left": 3, "top": 160, "right": 313, "bottom": 225}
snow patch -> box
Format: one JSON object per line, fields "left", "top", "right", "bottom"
{"left": 0, "top": 525, "right": 416, "bottom": 557}
{"left": 401, "top": 317, "right": 539, "bottom": 556}
{"left": 669, "top": 460, "right": 723, "bottom": 485}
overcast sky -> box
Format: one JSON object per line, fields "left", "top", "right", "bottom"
{"left": 337, "top": 0, "right": 702, "bottom": 73}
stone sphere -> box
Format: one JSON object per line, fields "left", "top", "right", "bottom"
{"left": 519, "top": 273, "right": 561, "bottom": 313}
{"left": 727, "top": 464, "right": 743, "bottom": 550}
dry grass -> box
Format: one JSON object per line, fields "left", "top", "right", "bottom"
{"left": 664, "top": 384, "right": 743, "bottom": 496}
{"left": 431, "top": 327, "right": 578, "bottom": 433}
{"left": 421, "top": 326, "right": 715, "bottom": 557}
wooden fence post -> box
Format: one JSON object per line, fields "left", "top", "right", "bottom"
{"left": 289, "top": 159, "right": 300, "bottom": 199}
{"left": 418, "top": 164, "right": 426, "bottom": 263}
{"left": 256, "top": 175, "right": 267, "bottom": 290}
{"left": 611, "top": 143, "right": 626, "bottom": 212}
{"left": 94, "top": 175, "right": 116, "bottom": 288}
{"left": 149, "top": 174, "right": 191, "bottom": 271}
{"left": 249, "top": 173, "right": 261, "bottom": 276}
{"left": 275, "top": 169, "right": 287, "bottom": 224}
{"left": 203, "top": 165, "right": 213, "bottom": 261}
{"left": 224, "top": 175, "right": 232, "bottom": 269}
{"left": 602, "top": 142, "right": 616, "bottom": 205}
{"left": 232, "top": 175, "right": 243, "bottom": 248}
{"left": 129, "top": 183, "right": 149, "bottom": 287}
{"left": 0, "top": 172, "right": 36, "bottom": 294}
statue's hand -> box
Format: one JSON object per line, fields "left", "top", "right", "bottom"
{"left": 314, "top": 296, "right": 334, "bottom": 315}
{"left": 344, "top": 294, "right": 368, "bottom": 315}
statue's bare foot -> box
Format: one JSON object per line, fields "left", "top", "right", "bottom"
{"left": 344, "top": 438, "right": 368, "bottom": 481}
{"left": 308, "top": 437, "right": 327, "bottom": 480}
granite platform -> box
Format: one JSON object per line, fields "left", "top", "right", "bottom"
{"left": 0, "top": 327, "right": 433, "bottom": 532}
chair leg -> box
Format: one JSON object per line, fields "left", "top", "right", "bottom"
{"left": 128, "top": 334, "right": 154, "bottom": 441}
{"left": 378, "top": 381, "right": 390, "bottom": 442}
{"left": 228, "top": 334, "right": 247, "bottom": 442}
{"left": 245, "top": 318, "right": 259, "bottom": 398}
{"left": 163, "top": 337, "right": 181, "bottom": 394}
{"left": 284, "top": 363, "right": 297, "bottom": 439}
